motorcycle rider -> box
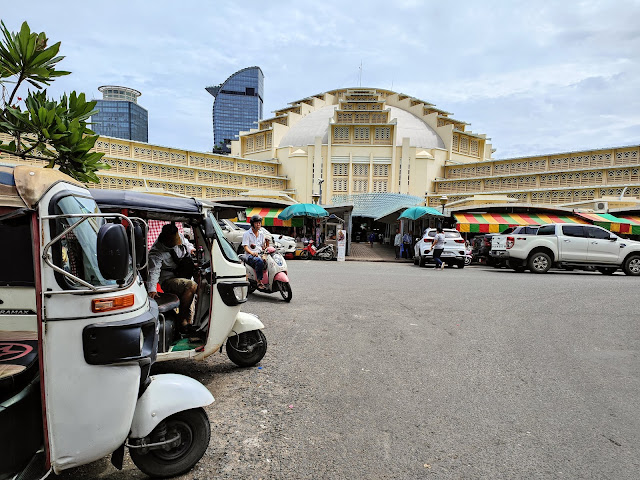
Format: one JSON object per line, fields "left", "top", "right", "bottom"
{"left": 242, "top": 214, "right": 269, "bottom": 288}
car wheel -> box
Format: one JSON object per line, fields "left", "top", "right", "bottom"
{"left": 413, "top": 254, "right": 418, "bottom": 265}
{"left": 457, "top": 261, "right": 465, "bottom": 269}
{"left": 419, "top": 255, "right": 426, "bottom": 267}
{"left": 623, "top": 255, "right": 640, "bottom": 276}
{"left": 528, "top": 252, "right": 551, "bottom": 274}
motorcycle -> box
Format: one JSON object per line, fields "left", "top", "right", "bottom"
{"left": 242, "top": 246, "right": 292, "bottom": 302}
{"left": 1, "top": 167, "right": 212, "bottom": 480}
{"left": 465, "top": 247, "right": 473, "bottom": 266}
{"left": 299, "top": 240, "right": 335, "bottom": 260}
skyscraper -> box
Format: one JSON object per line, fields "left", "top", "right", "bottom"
{"left": 206, "top": 67, "right": 264, "bottom": 153}
{"left": 91, "top": 86, "right": 148, "bottom": 142}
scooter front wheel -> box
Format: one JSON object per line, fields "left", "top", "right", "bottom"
{"left": 278, "top": 281, "right": 293, "bottom": 302}
{"left": 226, "top": 330, "right": 267, "bottom": 367}
{"left": 129, "top": 407, "right": 210, "bottom": 479}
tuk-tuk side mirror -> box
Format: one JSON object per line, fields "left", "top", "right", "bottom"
{"left": 97, "top": 223, "right": 130, "bottom": 283}
{"left": 132, "top": 220, "right": 146, "bottom": 268}
{"left": 203, "top": 218, "right": 216, "bottom": 239}
{"left": 237, "top": 209, "right": 247, "bottom": 222}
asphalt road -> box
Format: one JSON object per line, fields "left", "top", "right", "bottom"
{"left": 62, "top": 261, "right": 639, "bottom": 479}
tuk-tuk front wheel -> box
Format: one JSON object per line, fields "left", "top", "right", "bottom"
{"left": 226, "top": 330, "right": 267, "bottom": 367}
{"left": 129, "top": 408, "right": 210, "bottom": 479}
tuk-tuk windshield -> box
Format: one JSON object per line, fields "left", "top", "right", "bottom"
{"left": 52, "top": 195, "right": 119, "bottom": 287}
{"left": 209, "top": 212, "right": 240, "bottom": 263}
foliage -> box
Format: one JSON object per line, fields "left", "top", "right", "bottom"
{"left": 0, "top": 20, "right": 108, "bottom": 183}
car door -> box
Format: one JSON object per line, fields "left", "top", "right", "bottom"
{"left": 586, "top": 226, "right": 621, "bottom": 263}
{"left": 558, "top": 225, "right": 588, "bottom": 261}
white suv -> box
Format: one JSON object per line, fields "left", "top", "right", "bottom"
{"left": 413, "top": 228, "right": 467, "bottom": 268}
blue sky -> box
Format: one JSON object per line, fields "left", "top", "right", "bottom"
{"left": 4, "top": 0, "right": 640, "bottom": 158}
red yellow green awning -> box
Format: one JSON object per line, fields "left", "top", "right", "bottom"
{"left": 454, "top": 212, "right": 587, "bottom": 233}
{"left": 245, "top": 207, "right": 303, "bottom": 227}
{"left": 577, "top": 213, "right": 640, "bottom": 235}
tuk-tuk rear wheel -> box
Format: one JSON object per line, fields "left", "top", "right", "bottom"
{"left": 226, "top": 330, "right": 267, "bottom": 367}
{"left": 129, "top": 408, "right": 210, "bottom": 479}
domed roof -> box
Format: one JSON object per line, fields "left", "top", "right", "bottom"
{"left": 278, "top": 104, "right": 445, "bottom": 149}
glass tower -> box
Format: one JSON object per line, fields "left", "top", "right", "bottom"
{"left": 206, "top": 67, "right": 264, "bottom": 153}
{"left": 91, "top": 86, "right": 148, "bottom": 142}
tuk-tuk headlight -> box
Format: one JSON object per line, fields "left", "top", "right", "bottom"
{"left": 234, "top": 285, "right": 248, "bottom": 302}
{"left": 217, "top": 282, "right": 249, "bottom": 306}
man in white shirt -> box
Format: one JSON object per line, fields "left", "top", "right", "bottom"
{"left": 393, "top": 228, "right": 402, "bottom": 259}
{"left": 242, "top": 215, "right": 269, "bottom": 288}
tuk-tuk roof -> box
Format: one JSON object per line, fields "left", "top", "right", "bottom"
{"left": 89, "top": 189, "right": 204, "bottom": 217}
{"left": 0, "top": 165, "right": 84, "bottom": 209}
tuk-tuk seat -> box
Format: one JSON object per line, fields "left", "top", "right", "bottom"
{"left": 154, "top": 293, "right": 180, "bottom": 313}
{"left": 0, "top": 331, "right": 43, "bottom": 475}
{"left": 0, "top": 331, "right": 39, "bottom": 403}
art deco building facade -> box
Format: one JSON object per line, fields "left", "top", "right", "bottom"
{"left": 1, "top": 86, "right": 639, "bottom": 223}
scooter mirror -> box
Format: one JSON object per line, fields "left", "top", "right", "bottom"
{"left": 203, "top": 217, "right": 216, "bottom": 239}
{"left": 97, "top": 223, "right": 130, "bottom": 283}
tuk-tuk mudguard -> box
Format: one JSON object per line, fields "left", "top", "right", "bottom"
{"left": 228, "top": 311, "right": 265, "bottom": 337}
{"left": 129, "top": 374, "right": 213, "bottom": 438}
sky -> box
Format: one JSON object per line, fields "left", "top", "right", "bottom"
{"left": 3, "top": 0, "right": 640, "bottom": 159}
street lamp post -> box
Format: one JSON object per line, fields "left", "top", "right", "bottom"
{"left": 439, "top": 195, "right": 448, "bottom": 228}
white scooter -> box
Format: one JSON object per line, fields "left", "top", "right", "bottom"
{"left": 0, "top": 167, "right": 212, "bottom": 479}
{"left": 243, "top": 246, "right": 292, "bottom": 302}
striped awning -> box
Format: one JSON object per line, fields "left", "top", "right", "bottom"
{"left": 246, "top": 207, "right": 303, "bottom": 227}
{"left": 577, "top": 213, "right": 640, "bottom": 235}
{"left": 454, "top": 212, "right": 587, "bottom": 233}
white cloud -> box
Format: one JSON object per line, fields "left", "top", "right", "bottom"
{"left": 3, "top": 0, "right": 639, "bottom": 156}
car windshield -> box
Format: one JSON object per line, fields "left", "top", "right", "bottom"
{"left": 426, "top": 231, "right": 461, "bottom": 238}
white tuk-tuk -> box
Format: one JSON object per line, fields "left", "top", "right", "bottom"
{"left": 0, "top": 166, "right": 213, "bottom": 479}
{"left": 90, "top": 189, "right": 267, "bottom": 367}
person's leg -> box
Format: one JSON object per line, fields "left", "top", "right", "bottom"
{"left": 162, "top": 277, "right": 198, "bottom": 327}
{"left": 254, "top": 257, "right": 265, "bottom": 286}
{"left": 433, "top": 249, "right": 442, "bottom": 268}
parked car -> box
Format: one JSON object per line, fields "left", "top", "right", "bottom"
{"left": 218, "top": 219, "right": 295, "bottom": 256}
{"left": 489, "top": 226, "right": 539, "bottom": 266}
{"left": 413, "top": 228, "right": 467, "bottom": 268}
{"left": 496, "top": 223, "right": 640, "bottom": 275}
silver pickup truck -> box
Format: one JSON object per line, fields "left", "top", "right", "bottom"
{"left": 493, "top": 223, "right": 640, "bottom": 275}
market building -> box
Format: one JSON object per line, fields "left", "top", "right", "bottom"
{"left": 2, "top": 86, "right": 640, "bottom": 240}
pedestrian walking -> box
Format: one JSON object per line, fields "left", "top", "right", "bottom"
{"left": 393, "top": 228, "right": 402, "bottom": 259}
{"left": 368, "top": 231, "right": 375, "bottom": 247}
{"left": 402, "top": 231, "right": 412, "bottom": 259}
{"left": 431, "top": 226, "right": 446, "bottom": 269}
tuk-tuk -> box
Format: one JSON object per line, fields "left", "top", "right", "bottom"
{"left": 90, "top": 189, "right": 267, "bottom": 367}
{"left": 0, "top": 166, "right": 213, "bottom": 478}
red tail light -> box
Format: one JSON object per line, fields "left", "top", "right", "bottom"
{"left": 423, "top": 238, "right": 430, "bottom": 242}
{"left": 506, "top": 236, "right": 515, "bottom": 249}
{"left": 454, "top": 239, "right": 465, "bottom": 244}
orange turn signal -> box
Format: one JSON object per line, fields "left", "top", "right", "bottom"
{"left": 91, "top": 294, "right": 135, "bottom": 313}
